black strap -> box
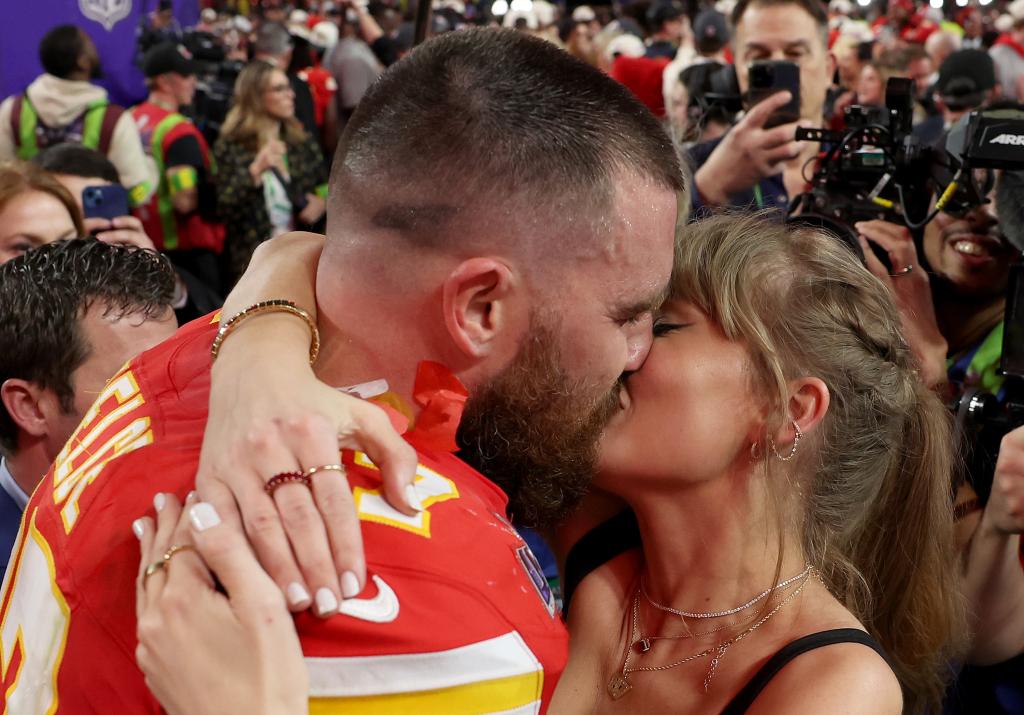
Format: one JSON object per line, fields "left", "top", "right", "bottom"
{"left": 561, "top": 509, "right": 640, "bottom": 614}
{"left": 720, "top": 628, "right": 892, "bottom": 715}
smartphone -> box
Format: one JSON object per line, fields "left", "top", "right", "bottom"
{"left": 747, "top": 60, "right": 801, "bottom": 129}
{"left": 82, "top": 184, "right": 129, "bottom": 221}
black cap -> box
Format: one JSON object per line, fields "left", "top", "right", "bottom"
{"left": 142, "top": 42, "right": 198, "bottom": 78}
{"left": 693, "top": 9, "right": 729, "bottom": 50}
{"left": 647, "top": 1, "right": 685, "bottom": 29}
{"left": 936, "top": 49, "right": 996, "bottom": 110}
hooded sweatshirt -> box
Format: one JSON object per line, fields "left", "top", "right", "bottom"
{"left": 0, "top": 74, "right": 157, "bottom": 205}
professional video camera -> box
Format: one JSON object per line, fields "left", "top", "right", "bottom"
{"left": 181, "top": 30, "right": 244, "bottom": 146}
{"left": 951, "top": 168, "right": 1024, "bottom": 503}
{"left": 788, "top": 78, "right": 1024, "bottom": 263}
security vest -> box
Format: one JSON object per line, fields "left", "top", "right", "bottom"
{"left": 131, "top": 102, "right": 223, "bottom": 253}
{"left": 10, "top": 95, "right": 123, "bottom": 160}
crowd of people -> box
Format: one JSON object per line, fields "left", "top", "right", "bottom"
{"left": 1, "top": 0, "right": 1024, "bottom": 713}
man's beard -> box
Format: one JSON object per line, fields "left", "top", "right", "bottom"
{"left": 456, "top": 318, "right": 622, "bottom": 529}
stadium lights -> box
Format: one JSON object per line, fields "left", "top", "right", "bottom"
{"left": 492, "top": 0, "right": 509, "bottom": 13}
{"left": 510, "top": 0, "right": 532, "bottom": 11}
{"left": 856, "top": 0, "right": 871, "bottom": 7}
{"left": 955, "top": 0, "right": 968, "bottom": 6}
{"left": 979, "top": 0, "right": 993, "bottom": 5}
{"left": 929, "top": 0, "right": 944, "bottom": 8}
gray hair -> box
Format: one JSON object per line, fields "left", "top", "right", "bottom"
{"left": 254, "top": 22, "right": 293, "bottom": 57}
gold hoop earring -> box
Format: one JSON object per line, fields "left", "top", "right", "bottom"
{"left": 769, "top": 420, "right": 802, "bottom": 462}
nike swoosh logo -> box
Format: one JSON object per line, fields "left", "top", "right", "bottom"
{"left": 339, "top": 575, "right": 400, "bottom": 623}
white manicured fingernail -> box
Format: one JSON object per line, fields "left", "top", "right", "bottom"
{"left": 153, "top": 493, "right": 166, "bottom": 512}
{"left": 315, "top": 588, "right": 338, "bottom": 616}
{"left": 405, "top": 484, "right": 425, "bottom": 512}
{"left": 132, "top": 519, "right": 146, "bottom": 540}
{"left": 287, "top": 582, "right": 311, "bottom": 607}
{"left": 189, "top": 502, "right": 221, "bottom": 531}
{"left": 341, "top": 571, "right": 361, "bottom": 599}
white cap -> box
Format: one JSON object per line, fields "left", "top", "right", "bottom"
{"left": 233, "top": 15, "right": 253, "bottom": 33}
{"left": 605, "top": 33, "right": 645, "bottom": 60}
{"left": 1010, "top": 0, "right": 1024, "bottom": 21}
{"left": 572, "top": 5, "right": 597, "bottom": 22}
{"left": 200, "top": 8, "right": 217, "bottom": 22}
{"left": 828, "top": 0, "right": 852, "bottom": 15}
{"left": 310, "top": 20, "right": 339, "bottom": 49}
{"left": 532, "top": 0, "right": 556, "bottom": 26}
{"left": 288, "top": 9, "right": 312, "bottom": 40}
{"left": 996, "top": 12, "right": 1015, "bottom": 31}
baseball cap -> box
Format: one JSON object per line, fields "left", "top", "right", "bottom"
{"left": 647, "top": 1, "right": 685, "bottom": 29}
{"left": 693, "top": 9, "right": 729, "bottom": 49}
{"left": 936, "top": 49, "right": 996, "bottom": 110}
{"left": 310, "top": 20, "right": 339, "bottom": 50}
{"left": 142, "top": 43, "right": 198, "bottom": 78}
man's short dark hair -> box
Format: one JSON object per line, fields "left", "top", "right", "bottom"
{"left": 730, "top": 0, "right": 829, "bottom": 46}
{"left": 332, "top": 28, "right": 684, "bottom": 254}
{"left": 39, "top": 25, "right": 87, "bottom": 79}
{"left": 0, "top": 240, "right": 175, "bottom": 454}
{"left": 33, "top": 144, "right": 121, "bottom": 184}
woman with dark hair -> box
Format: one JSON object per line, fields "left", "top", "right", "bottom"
{"left": 0, "top": 159, "right": 84, "bottom": 263}
{"left": 213, "top": 60, "right": 327, "bottom": 285}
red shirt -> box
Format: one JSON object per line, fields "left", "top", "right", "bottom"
{"left": 0, "top": 315, "right": 568, "bottom": 714}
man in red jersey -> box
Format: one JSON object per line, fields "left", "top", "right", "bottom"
{"left": 0, "top": 28, "right": 682, "bottom": 713}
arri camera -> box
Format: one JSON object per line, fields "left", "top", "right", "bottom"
{"left": 788, "top": 77, "right": 1024, "bottom": 263}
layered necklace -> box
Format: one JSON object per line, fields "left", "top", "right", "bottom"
{"left": 607, "top": 565, "right": 815, "bottom": 701}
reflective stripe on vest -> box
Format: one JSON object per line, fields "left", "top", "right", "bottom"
{"left": 15, "top": 99, "right": 108, "bottom": 160}
{"left": 150, "top": 113, "right": 190, "bottom": 251}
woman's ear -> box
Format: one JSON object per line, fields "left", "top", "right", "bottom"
{"left": 441, "top": 258, "right": 520, "bottom": 358}
{"left": 783, "top": 377, "right": 831, "bottom": 438}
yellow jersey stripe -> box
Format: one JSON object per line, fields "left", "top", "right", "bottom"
{"left": 308, "top": 671, "right": 541, "bottom": 715}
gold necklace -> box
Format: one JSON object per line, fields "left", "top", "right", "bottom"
{"left": 607, "top": 568, "right": 813, "bottom": 701}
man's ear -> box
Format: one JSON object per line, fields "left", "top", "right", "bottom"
{"left": 442, "top": 258, "right": 520, "bottom": 358}
{"left": 0, "top": 379, "right": 51, "bottom": 440}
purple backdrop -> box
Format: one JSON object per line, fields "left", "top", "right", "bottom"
{"left": 1, "top": 0, "right": 199, "bottom": 107}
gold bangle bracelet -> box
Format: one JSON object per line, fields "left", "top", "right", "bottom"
{"left": 210, "top": 300, "right": 320, "bottom": 365}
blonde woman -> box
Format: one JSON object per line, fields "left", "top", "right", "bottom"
{"left": 136, "top": 213, "right": 965, "bottom": 714}
{"left": 213, "top": 60, "right": 327, "bottom": 285}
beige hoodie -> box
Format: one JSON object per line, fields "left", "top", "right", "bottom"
{"left": 0, "top": 74, "right": 156, "bottom": 205}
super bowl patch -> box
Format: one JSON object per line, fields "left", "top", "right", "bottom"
{"left": 517, "top": 544, "right": 557, "bottom": 618}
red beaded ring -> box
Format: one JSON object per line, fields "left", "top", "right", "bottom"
{"left": 265, "top": 471, "right": 312, "bottom": 496}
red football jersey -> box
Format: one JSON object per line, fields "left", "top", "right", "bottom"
{"left": 0, "top": 316, "right": 568, "bottom": 714}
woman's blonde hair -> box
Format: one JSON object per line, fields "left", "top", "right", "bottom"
{"left": 673, "top": 213, "right": 966, "bottom": 713}
{"left": 220, "top": 60, "right": 306, "bottom": 151}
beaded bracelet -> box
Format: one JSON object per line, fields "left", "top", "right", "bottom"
{"left": 210, "top": 299, "right": 320, "bottom": 365}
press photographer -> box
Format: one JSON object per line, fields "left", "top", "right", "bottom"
{"left": 689, "top": 0, "right": 834, "bottom": 213}
{"left": 848, "top": 110, "right": 1024, "bottom": 713}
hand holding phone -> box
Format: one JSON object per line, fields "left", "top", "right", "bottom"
{"left": 747, "top": 60, "right": 801, "bottom": 129}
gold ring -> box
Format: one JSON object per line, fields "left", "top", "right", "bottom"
{"left": 142, "top": 559, "right": 166, "bottom": 585}
{"left": 162, "top": 544, "right": 197, "bottom": 563}
{"left": 303, "top": 464, "right": 345, "bottom": 479}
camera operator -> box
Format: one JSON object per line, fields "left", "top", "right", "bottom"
{"left": 857, "top": 162, "right": 1024, "bottom": 713}
{"left": 689, "top": 0, "right": 834, "bottom": 213}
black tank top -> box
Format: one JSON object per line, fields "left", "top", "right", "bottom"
{"left": 562, "top": 512, "right": 894, "bottom": 714}
{"left": 719, "top": 628, "right": 891, "bottom": 714}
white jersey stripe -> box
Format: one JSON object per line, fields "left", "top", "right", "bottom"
{"left": 306, "top": 631, "right": 542, "bottom": 697}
